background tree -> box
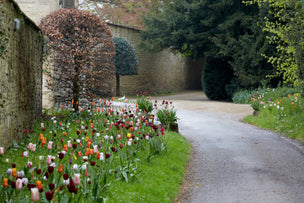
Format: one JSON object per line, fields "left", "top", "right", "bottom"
{"left": 77, "top": 0, "right": 163, "bottom": 29}
{"left": 40, "top": 9, "right": 115, "bottom": 109}
{"left": 141, "top": 0, "right": 278, "bottom": 100}
{"left": 247, "top": 0, "right": 304, "bottom": 87}
{"left": 113, "top": 37, "right": 138, "bottom": 96}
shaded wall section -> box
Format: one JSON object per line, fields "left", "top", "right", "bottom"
{"left": 108, "top": 23, "right": 204, "bottom": 96}
{"left": 0, "top": 0, "right": 44, "bottom": 148}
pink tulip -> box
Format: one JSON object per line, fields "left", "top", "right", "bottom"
{"left": 47, "top": 141, "right": 53, "bottom": 150}
{"left": 0, "top": 147, "right": 4, "bottom": 155}
{"left": 74, "top": 173, "right": 80, "bottom": 185}
{"left": 31, "top": 188, "right": 39, "bottom": 201}
{"left": 46, "top": 155, "right": 52, "bottom": 165}
{"left": 41, "top": 123, "right": 44, "bottom": 129}
{"left": 93, "top": 145, "right": 98, "bottom": 153}
{"left": 67, "top": 140, "right": 72, "bottom": 148}
{"left": 16, "top": 179, "right": 23, "bottom": 190}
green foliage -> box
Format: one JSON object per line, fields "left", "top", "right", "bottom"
{"left": 233, "top": 86, "right": 303, "bottom": 104}
{"left": 156, "top": 108, "right": 178, "bottom": 128}
{"left": 113, "top": 37, "right": 138, "bottom": 76}
{"left": 243, "top": 87, "right": 304, "bottom": 142}
{"left": 136, "top": 96, "right": 154, "bottom": 113}
{"left": 142, "top": 0, "right": 278, "bottom": 100}
{"left": 246, "top": 0, "right": 304, "bottom": 86}
{"left": 106, "top": 132, "right": 191, "bottom": 203}
{"left": 202, "top": 57, "right": 234, "bottom": 100}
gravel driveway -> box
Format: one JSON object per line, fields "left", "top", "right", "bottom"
{"left": 153, "top": 91, "right": 304, "bottom": 203}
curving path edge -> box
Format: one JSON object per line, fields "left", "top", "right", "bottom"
{"left": 153, "top": 91, "right": 304, "bottom": 203}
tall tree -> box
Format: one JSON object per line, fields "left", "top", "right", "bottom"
{"left": 40, "top": 9, "right": 115, "bottom": 109}
{"left": 141, "top": 0, "right": 278, "bottom": 100}
{"left": 247, "top": 0, "right": 304, "bottom": 87}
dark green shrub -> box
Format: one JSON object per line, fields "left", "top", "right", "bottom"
{"left": 202, "top": 57, "right": 234, "bottom": 100}
{"left": 113, "top": 37, "right": 138, "bottom": 96}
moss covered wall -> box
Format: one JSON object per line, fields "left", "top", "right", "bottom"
{"left": 0, "top": 0, "right": 44, "bottom": 148}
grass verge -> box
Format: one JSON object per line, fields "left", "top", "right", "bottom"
{"left": 106, "top": 131, "right": 191, "bottom": 203}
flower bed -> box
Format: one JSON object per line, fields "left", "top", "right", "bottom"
{"left": 0, "top": 98, "right": 167, "bottom": 202}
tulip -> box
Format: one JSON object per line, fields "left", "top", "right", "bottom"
{"left": 96, "top": 152, "right": 100, "bottom": 159}
{"left": 45, "top": 191, "right": 53, "bottom": 201}
{"left": 46, "top": 155, "right": 52, "bottom": 165}
{"left": 36, "top": 180, "right": 43, "bottom": 191}
{"left": 7, "top": 168, "right": 12, "bottom": 176}
{"left": 12, "top": 168, "right": 17, "bottom": 177}
{"left": 74, "top": 173, "right": 80, "bottom": 185}
{"left": 72, "top": 164, "right": 78, "bottom": 170}
{"left": 42, "top": 137, "right": 47, "bottom": 147}
{"left": 17, "top": 170, "right": 25, "bottom": 177}
{"left": 47, "top": 141, "right": 53, "bottom": 150}
{"left": 67, "top": 140, "right": 72, "bottom": 148}
{"left": 93, "top": 145, "right": 98, "bottom": 153}
{"left": 16, "top": 179, "right": 23, "bottom": 190}
{"left": 81, "top": 164, "right": 87, "bottom": 171}
{"left": 41, "top": 123, "right": 44, "bottom": 129}
{"left": 3, "top": 178, "right": 8, "bottom": 187}
{"left": 49, "top": 183, "right": 55, "bottom": 191}
{"left": 36, "top": 168, "right": 42, "bottom": 175}
{"left": 27, "top": 161, "right": 32, "bottom": 168}
{"left": 22, "top": 177, "right": 28, "bottom": 185}
{"left": 64, "top": 145, "right": 68, "bottom": 152}
{"left": 31, "top": 188, "right": 40, "bottom": 202}
{"left": 0, "top": 147, "right": 4, "bottom": 155}
{"left": 58, "top": 164, "right": 63, "bottom": 173}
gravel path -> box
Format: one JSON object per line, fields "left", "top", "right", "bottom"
{"left": 153, "top": 91, "right": 304, "bottom": 203}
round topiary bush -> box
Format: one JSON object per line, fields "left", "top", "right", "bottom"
{"left": 202, "top": 57, "right": 234, "bottom": 101}
{"left": 113, "top": 37, "right": 138, "bottom": 95}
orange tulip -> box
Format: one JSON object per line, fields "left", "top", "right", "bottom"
{"left": 58, "top": 164, "right": 63, "bottom": 173}
{"left": 104, "top": 118, "right": 107, "bottom": 123}
{"left": 39, "top": 134, "right": 44, "bottom": 141}
{"left": 42, "top": 137, "right": 47, "bottom": 146}
{"left": 98, "top": 108, "right": 100, "bottom": 112}
{"left": 92, "top": 101, "right": 95, "bottom": 106}
{"left": 36, "top": 180, "right": 43, "bottom": 191}
{"left": 103, "top": 99, "right": 106, "bottom": 104}
{"left": 64, "top": 145, "right": 68, "bottom": 152}
{"left": 90, "top": 123, "right": 94, "bottom": 128}
{"left": 96, "top": 152, "right": 100, "bottom": 159}
{"left": 102, "top": 108, "right": 104, "bottom": 112}
{"left": 62, "top": 132, "right": 68, "bottom": 136}
{"left": 12, "top": 168, "right": 17, "bottom": 177}
{"left": 111, "top": 97, "right": 114, "bottom": 101}
{"left": 72, "top": 99, "right": 74, "bottom": 105}
{"left": 3, "top": 178, "right": 8, "bottom": 187}
{"left": 79, "top": 143, "right": 83, "bottom": 147}
{"left": 87, "top": 141, "right": 92, "bottom": 148}
{"left": 78, "top": 151, "right": 81, "bottom": 157}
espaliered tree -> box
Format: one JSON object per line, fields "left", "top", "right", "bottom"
{"left": 113, "top": 37, "right": 138, "bottom": 96}
{"left": 141, "top": 0, "right": 279, "bottom": 100}
{"left": 39, "top": 9, "right": 115, "bottom": 109}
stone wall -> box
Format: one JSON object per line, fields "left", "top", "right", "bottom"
{"left": 108, "top": 23, "right": 204, "bottom": 96}
{"left": 0, "top": 0, "right": 44, "bottom": 148}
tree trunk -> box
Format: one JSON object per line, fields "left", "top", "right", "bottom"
{"left": 116, "top": 74, "right": 120, "bottom": 96}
